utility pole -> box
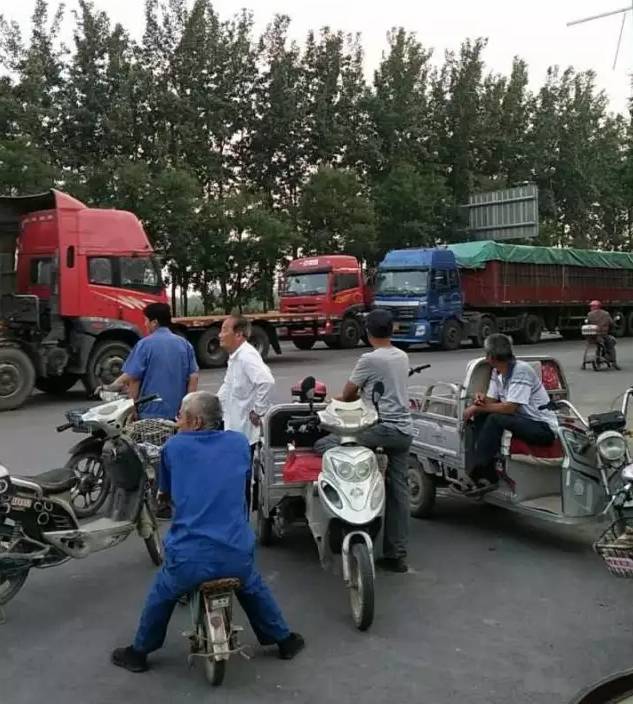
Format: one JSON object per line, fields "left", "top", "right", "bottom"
{"left": 567, "top": 4, "right": 633, "bottom": 69}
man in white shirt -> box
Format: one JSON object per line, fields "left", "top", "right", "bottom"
{"left": 218, "top": 315, "right": 275, "bottom": 509}
{"left": 462, "top": 333, "right": 557, "bottom": 489}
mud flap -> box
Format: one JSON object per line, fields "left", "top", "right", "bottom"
{"left": 341, "top": 531, "right": 375, "bottom": 586}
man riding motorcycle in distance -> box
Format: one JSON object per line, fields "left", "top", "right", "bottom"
{"left": 586, "top": 300, "right": 620, "bottom": 370}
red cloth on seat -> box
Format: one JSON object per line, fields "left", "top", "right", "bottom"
{"left": 541, "top": 361, "right": 562, "bottom": 391}
{"left": 282, "top": 451, "right": 322, "bottom": 483}
{"left": 509, "top": 437, "right": 564, "bottom": 459}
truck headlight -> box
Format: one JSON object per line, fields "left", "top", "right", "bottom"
{"left": 415, "top": 324, "right": 426, "bottom": 336}
{"left": 597, "top": 431, "right": 627, "bottom": 463}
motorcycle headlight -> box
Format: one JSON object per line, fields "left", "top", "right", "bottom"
{"left": 354, "top": 458, "right": 374, "bottom": 481}
{"left": 333, "top": 460, "right": 355, "bottom": 482}
{"left": 597, "top": 431, "right": 627, "bottom": 463}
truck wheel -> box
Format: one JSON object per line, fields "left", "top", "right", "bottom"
{"left": 339, "top": 318, "right": 361, "bottom": 349}
{"left": 196, "top": 327, "right": 228, "bottom": 368}
{"left": 249, "top": 325, "right": 270, "bottom": 361}
{"left": 518, "top": 314, "right": 543, "bottom": 345}
{"left": 292, "top": 337, "right": 316, "bottom": 351}
{"left": 470, "top": 316, "right": 497, "bottom": 348}
{"left": 612, "top": 310, "right": 626, "bottom": 338}
{"left": 85, "top": 340, "right": 132, "bottom": 392}
{"left": 0, "top": 347, "right": 36, "bottom": 411}
{"left": 440, "top": 320, "right": 462, "bottom": 351}
{"left": 35, "top": 373, "right": 79, "bottom": 395}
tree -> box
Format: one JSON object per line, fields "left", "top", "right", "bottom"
{"left": 299, "top": 167, "right": 376, "bottom": 260}
{"left": 374, "top": 162, "right": 452, "bottom": 254}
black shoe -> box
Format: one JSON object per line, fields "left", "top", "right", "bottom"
{"left": 277, "top": 632, "right": 305, "bottom": 660}
{"left": 111, "top": 646, "right": 148, "bottom": 673}
{"left": 376, "top": 557, "right": 408, "bottom": 573}
{"left": 156, "top": 505, "right": 172, "bottom": 521}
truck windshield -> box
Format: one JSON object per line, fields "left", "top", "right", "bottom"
{"left": 119, "top": 256, "right": 163, "bottom": 293}
{"left": 284, "top": 272, "right": 328, "bottom": 296}
{"left": 376, "top": 269, "right": 428, "bottom": 296}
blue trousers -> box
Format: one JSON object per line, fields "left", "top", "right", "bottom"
{"left": 133, "top": 552, "right": 290, "bottom": 654}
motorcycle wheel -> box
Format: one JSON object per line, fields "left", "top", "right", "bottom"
{"left": 66, "top": 451, "right": 110, "bottom": 518}
{"left": 200, "top": 614, "right": 227, "bottom": 686}
{"left": 349, "top": 542, "right": 374, "bottom": 631}
{"left": 0, "top": 536, "right": 29, "bottom": 605}
{"left": 144, "top": 511, "right": 163, "bottom": 566}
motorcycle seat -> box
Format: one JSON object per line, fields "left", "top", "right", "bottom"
{"left": 509, "top": 437, "right": 564, "bottom": 467}
{"left": 24, "top": 467, "right": 76, "bottom": 494}
{"left": 199, "top": 578, "right": 241, "bottom": 595}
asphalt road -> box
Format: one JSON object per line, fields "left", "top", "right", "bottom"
{"left": 2, "top": 337, "right": 633, "bottom": 704}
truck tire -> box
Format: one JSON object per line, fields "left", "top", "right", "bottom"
{"left": 35, "top": 373, "right": 79, "bottom": 395}
{"left": 440, "top": 320, "right": 462, "bottom": 351}
{"left": 292, "top": 337, "right": 316, "bottom": 351}
{"left": 339, "top": 318, "right": 361, "bottom": 349}
{"left": 85, "top": 340, "right": 132, "bottom": 392}
{"left": 518, "top": 314, "right": 543, "bottom": 345}
{"left": 470, "top": 316, "right": 497, "bottom": 348}
{"left": 196, "top": 327, "right": 228, "bottom": 368}
{"left": 249, "top": 325, "right": 270, "bottom": 361}
{"left": 0, "top": 347, "right": 36, "bottom": 411}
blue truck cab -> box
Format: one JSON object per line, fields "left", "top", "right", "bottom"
{"left": 373, "top": 248, "right": 464, "bottom": 348}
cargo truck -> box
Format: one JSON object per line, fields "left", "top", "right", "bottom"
{"left": 0, "top": 191, "right": 327, "bottom": 410}
{"left": 373, "top": 241, "right": 633, "bottom": 350}
{"left": 278, "top": 255, "right": 373, "bottom": 350}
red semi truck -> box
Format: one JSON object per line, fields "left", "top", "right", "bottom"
{"left": 279, "top": 255, "right": 373, "bottom": 350}
{"left": 0, "top": 191, "right": 329, "bottom": 410}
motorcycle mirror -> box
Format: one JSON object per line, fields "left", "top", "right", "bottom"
{"left": 301, "top": 376, "right": 316, "bottom": 401}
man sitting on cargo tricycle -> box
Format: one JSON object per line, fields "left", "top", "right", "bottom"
{"left": 462, "top": 333, "right": 558, "bottom": 492}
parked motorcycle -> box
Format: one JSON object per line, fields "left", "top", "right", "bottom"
{"left": 0, "top": 394, "right": 164, "bottom": 606}
{"left": 407, "top": 356, "right": 633, "bottom": 529}
{"left": 62, "top": 393, "right": 175, "bottom": 517}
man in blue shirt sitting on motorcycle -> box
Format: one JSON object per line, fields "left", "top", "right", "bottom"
{"left": 111, "top": 391, "right": 304, "bottom": 672}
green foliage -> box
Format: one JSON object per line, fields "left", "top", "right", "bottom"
{"left": 0, "top": 2, "right": 630, "bottom": 311}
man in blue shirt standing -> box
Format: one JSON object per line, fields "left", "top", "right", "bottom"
{"left": 111, "top": 391, "right": 304, "bottom": 672}
{"left": 102, "top": 302, "right": 199, "bottom": 420}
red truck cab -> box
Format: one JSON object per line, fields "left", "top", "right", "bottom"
{"left": 0, "top": 190, "right": 166, "bottom": 410}
{"left": 280, "top": 255, "right": 372, "bottom": 350}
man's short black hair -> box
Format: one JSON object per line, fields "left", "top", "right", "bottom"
{"left": 366, "top": 308, "right": 393, "bottom": 339}
{"left": 143, "top": 302, "right": 172, "bottom": 327}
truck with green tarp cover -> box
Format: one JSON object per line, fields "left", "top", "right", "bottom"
{"left": 372, "top": 241, "right": 633, "bottom": 350}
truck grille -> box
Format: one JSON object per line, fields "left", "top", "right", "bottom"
{"left": 283, "top": 303, "right": 320, "bottom": 314}
{"left": 381, "top": 306, "right": 417, "bottom": 320}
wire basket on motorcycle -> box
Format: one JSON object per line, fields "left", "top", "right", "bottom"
{"left": 127, "top": 418, "right": 177, "bottom": 447}
{"left": 64, "top": 408, "right": 91, "bottom": 432}
{"left": 595, "top": 518, "right": 633, "bottom": 578}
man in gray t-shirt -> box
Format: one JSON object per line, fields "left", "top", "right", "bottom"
{"left": 319, "top": 308, "right": 413, "bottom": 573}
{"left": 463, "top": 333, "right": 557, "bottom": 487}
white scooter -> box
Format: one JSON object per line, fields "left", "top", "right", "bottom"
{"left": 256, "top": 376, "right": 385, "bottom": 630}
{"left": 0, "top": 393, "right": 164, "bottom": 607}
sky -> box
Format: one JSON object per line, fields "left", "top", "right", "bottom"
{"left": 4, "top": 0, "right": 633, "bottom": 114}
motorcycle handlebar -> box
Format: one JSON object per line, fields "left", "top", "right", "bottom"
{"left": 135, "top": 394, "right": 160, "bottom": 407}
{"left": 409, "top": 364, "right": 431, "bottom": 377}
{"left": 56, "top": 422, "right": 74, "bottom": 433}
